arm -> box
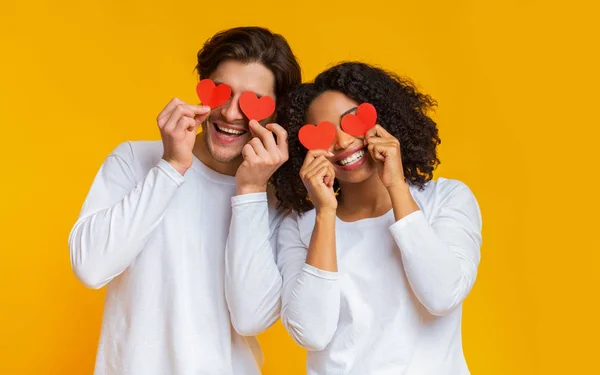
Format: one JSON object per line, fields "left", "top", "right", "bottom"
{"left": 306, "top": 209, "right": 337, "bottom": 271}
{"left": 225, "top": 121, "right": 291, "bottom": 335}
{"left": 69, "top": 98, "right": 210, "bottom": 289}
{"left": 388, "top": 181, "right": 482, "bottom": 316}
{"left": 68, "top": 143, "right": 184, "bottom": 289}
{"left": 278, "top": 212, "right": 340, "bottom": 352}
{"left": 364, "top": 125, "right": 482, "bottom": 317}
{"left": 224, "top": 192, "right": 284, "bottom": 336}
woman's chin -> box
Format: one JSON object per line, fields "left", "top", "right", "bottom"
{"left": 334, "top": 158, "right": 376, "bottom": 184}
{"left": 335, "top": 168, "right": 376, "bottom": 185}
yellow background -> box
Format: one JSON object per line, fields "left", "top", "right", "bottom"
{"left": 1, "top": 0, "right": 598, "bottom": 374}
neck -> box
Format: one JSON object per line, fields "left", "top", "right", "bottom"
{"left": 193, "top": 132, "right": 242, "bottom": 176}
{"left": 337, "top": 173, "right": 392, "bottom": 220}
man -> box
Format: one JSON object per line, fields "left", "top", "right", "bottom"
{"left": 69, "top": 26, "right": 301, "bottom": 375}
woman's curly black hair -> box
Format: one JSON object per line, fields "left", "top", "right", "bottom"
{"left": 271, "top": 61, "right": 441, "bottom": 214}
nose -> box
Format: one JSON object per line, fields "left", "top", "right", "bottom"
{"left": 220, "top": 94, "right": 245, "bottom": 123}
{"left": 333, "top": 128, "right": 354, "bottom": 151}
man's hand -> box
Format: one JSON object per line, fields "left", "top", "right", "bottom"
{"left": 235, "top": 120, "right": 289, "bottom": 195}
{"left": 158, "top": 98, "right": 211, "bottom": 175}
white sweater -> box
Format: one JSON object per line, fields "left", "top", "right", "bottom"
{"left": 276, "top": 178, "right": 482, "bottom": 375}
{"left": 69, "top": 140, "right": 283, "bottom": 375}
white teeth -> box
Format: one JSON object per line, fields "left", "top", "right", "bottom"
{"left": 339, "top": 150, "right": 365, "bottom": 166}
{"left": 216, "top": 125, "right": 244, "bottom": 135}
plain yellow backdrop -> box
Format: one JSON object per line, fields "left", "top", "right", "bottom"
{"left": 1, "top": 0, "right": 598, "bottom": 374}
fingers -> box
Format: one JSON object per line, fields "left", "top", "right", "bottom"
{"left": 364, "top": 124, "right": 393, "bottom": 142}
{"left": 164, "top": 106, "right": 192, "bottom": 132}
{"left": 304, "top": 157, "right": 331, "bottom": 178}
{"left": 322, "top": 163, "right": 336, "bottom": 187}
{"left": 364, "top": 125, "right": 399, "bottom": 163}
{"left": 161, "top": 103, "right": 211, "bottom": 132}
{"left": 368, "top": 143, "right": 387, "bottom": 161}
{"left": 247, "top": 137, "right": 270, "bottom": 159}
{"left": 301, "top": 149, "right": 334, "bottom": 170}
{"left": 241, "top": 143, "right": 259, "bottom": 164}
{"left": 364, "top": 136, "right": 398, "bottom": 145}
{"left": 307, "top": 164, "right": 335, "bottom": 189}
{"left": 157, "top": 98, "right": 184, "bottom": 124}
{"left": 245, "top": 121, "right": 289, "bottom": 167}
{"left": 265, "top": 122, "right": 289, "bottom": 154}
{"left": 175, "top": 115, "right": 196, "bottom": 133}
{"left": 308, "top": 165, "right": 328, "bottom": 182}
{"left": 301, "top": 154, "right": 328, "bottom": 176}
{"left": 190, "top": 113, "right": 206, "bottom": 132}
{"left": 249, "top": 120, "right": 278, "bottom": 151}
{"left": 301, "top": 156, "right": 333, "bottom": 184}
{"left": 192, "top": 106, "right": 212, "bottom": 125}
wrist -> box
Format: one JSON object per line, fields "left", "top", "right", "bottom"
{"left": 387, "top": 181, "right": 419, "bottom": 220}
{"left": 316, "top": 207, "right": 337, "bottom": 217}
{"left": 387, "top": 180, "right": 410, "bottom": 196}
{"left": 236, "top": 184, "right": 268, "bottom": 195}
{"left": 163, "top": 157, "right": 190, "bottom": 176}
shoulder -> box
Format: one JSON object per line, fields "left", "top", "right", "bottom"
{"left": 412, "top": 177, "right": 477, "bottom": 205}
{"left": 107, "top": 140, "right": 163, "bottom": 179}
{"left": 108, "top": 140, "right": 162, "bottom": 161}
{"left": 411, "top": 177, "right": 481, "bottom": 224}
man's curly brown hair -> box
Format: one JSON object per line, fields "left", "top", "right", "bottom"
{"left": 271, "top": 61, "right": 441, "bottom": 214}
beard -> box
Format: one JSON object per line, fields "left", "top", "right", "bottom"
{"left": 201, "top": 117, "right": 247, "bottom": 164}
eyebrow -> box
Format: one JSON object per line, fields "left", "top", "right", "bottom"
{"left": 339, "top": 106, "right": 358, "bottom": 121}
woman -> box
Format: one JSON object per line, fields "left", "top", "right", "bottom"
{"left": 271, "top": 62, "right": 482, "bottom": 374}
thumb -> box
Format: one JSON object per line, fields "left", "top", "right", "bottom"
{"left": 193, "top": 106, "right": 211, "bottom": 123}
{"left": 248, "top": 120, "right": 262, "bottom": 138}
{"left": 188, "top": 118, "right": 203, "bottom": 133}
{"left": 373, "top": 145, "right": 386, "bottom": 161}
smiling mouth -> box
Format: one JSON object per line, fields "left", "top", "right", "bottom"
{"left": 213, "top": 123, "right": 247, "bottom": 137}
{"left": 336, "top": 149, "right": 366, "bottom": 166}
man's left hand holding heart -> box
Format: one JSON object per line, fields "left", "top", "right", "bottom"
{"left": 235, "top": 120, "right": 289, "bottom": 195}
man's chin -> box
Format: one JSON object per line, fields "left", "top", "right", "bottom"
{"left": 207, "top": 143, "right": 243, "bottom": 164}
{"left": 212, "top": 151, "right": 243, "bottom": 164}
{"left": 201, "top": 129, "right": 243, "bottom": 163}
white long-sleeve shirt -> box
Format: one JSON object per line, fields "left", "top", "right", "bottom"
{"left": 277, "top": 178, "right": 482, "bottom": 375}
{"left": 68, "top": 140, "right": 282, "bottom": 375}
{"left": 225, "top": 188, "right": 285, "bottom": 336}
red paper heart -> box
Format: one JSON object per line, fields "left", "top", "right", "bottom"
{"left": 341, "top": 103, "right": 377, "bottom": 136}
{"left": 298, "top": 121, "right": 336, "bottom": 150}
{"left": 196, "top": 79, "right": 231, "bottom": 108}
{"left": 239, "top": 91, "right": 276, "bottom": 121}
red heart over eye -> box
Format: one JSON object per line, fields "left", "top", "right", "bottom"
{"left": 196, "top": 79, "right": 231, "bottom": 108}
{"left": 341, "top": 103, "right": 377, "bottom": 136}
{"left": 298, "top": 121, "right": 336, "bottom": 150}
{"left": 239, "top": 91, "right": 276, "bottom": 121}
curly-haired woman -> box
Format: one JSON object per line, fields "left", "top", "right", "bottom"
{"left": 271, "top": 62, "right": 483, "bottom": 375}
